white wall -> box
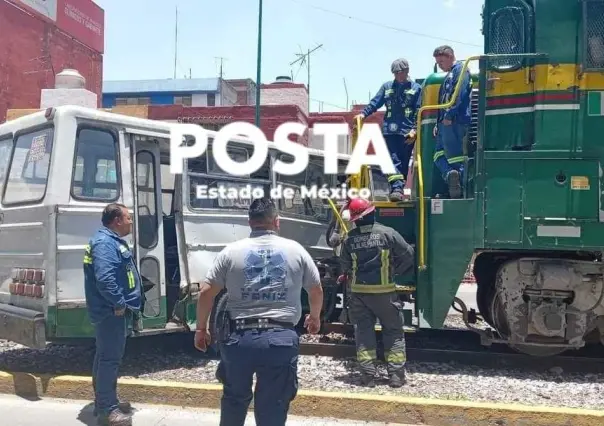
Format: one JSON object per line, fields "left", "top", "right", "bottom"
{"left": 260, "top": 86, "right": 308, "bottom": 116}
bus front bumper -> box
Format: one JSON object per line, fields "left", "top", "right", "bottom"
{"left": 0, "top": 303, "right": 46, "bottom": 349}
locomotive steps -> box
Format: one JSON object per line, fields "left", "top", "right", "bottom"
{"left": 0, "top": 371, "right": 601, "bottom": 425}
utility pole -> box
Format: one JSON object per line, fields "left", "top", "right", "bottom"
{"left": 214, "top": 56, "right": 227, "bottom": 79}
{"left": 290, "top": 43, "right": 323, "bottom": 113}
{"left": 343, "top": 77, "right": 349, "bottom": 111}
{"left": 173, "top": 6, "right": 178, "bottom": 79}
{"left": 255, "top": 0, "right": 263, "bottom": 127}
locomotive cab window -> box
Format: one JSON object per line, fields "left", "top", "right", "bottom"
{"left": 487, "top": 5, "right": 528, "bottom": 70}
{"left": 583, "top": 0, "right": 604, "bottom": 71}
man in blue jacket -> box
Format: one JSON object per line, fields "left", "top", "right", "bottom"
{"left": 84, "top": 203, "right": 142, "bottom": 426}
{"left": 355, "top": 58, "right": 422, "bottom": 202}
{"left": 432, "top": 45, "right": 472, "bottom": 199}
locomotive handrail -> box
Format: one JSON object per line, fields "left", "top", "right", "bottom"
{"left": 326, "top": 197, "right": 348, "bottom": 234}
{"left": 349, "top": 115, "right": 367, "bottom": 190}
{"left": 415, "top": 55, "right": 481, "bottom": 271}
{"left": 415, "top": 52, "right": 549, "bottom": 271}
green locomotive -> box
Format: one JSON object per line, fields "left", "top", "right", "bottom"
{"left": 352, "top": 0, "right": 604, "bottom": 356}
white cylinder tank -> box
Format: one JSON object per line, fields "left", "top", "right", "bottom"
{"left": 54, "top": 69, "right": 86, "bottom": 89}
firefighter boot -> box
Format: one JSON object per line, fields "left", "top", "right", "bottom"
{"left": 389, "top": 189, "right": 404, "bottom": 202}
{"left": 446, "top": 170, "right": 462, "bottom": 198}
{"left": 360, "top": 373, "right": 376, "bottom": 388}
{"left": 97, "top": 408, "right": 132, "bottom": 426}
{"left": 389, "top": 369, "right": 407, "bottom": 388}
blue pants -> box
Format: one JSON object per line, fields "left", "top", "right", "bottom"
{"left": 384, "top": 134, "right": 414, "bottom": 191}
{"left": 434, "top": 122, "right": 468, "bottom": 180}
{"left": 92, "top": 312, "right": 128, "bottom": 416}
{"left": 217, "top": 327, "right": 299, "bottom": 426}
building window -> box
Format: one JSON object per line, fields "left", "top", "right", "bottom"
{"left": 174, "top": 95, "right": 192, "bottom": 106}
{"left": 207, "top": 93, "right": 216, "bottom": 106}
{"left": 115, "top": 97, "right": 150, "bottom": 106}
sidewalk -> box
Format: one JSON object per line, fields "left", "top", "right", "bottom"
{"left": 0, "top": 394, "right": 416, "bottom": 425}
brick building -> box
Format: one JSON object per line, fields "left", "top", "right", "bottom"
{"left": 96, "top": 74, "right": 385, "bottom": 154}
{"left": 0, "top": 0, "right": 104, "bottom": 122}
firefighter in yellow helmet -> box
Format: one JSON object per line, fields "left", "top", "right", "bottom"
{"left": 338, "top": 197, "right": 415, "bottom": 387}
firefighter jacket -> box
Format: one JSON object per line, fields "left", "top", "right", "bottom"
{"left": 339, "top": 222, "right": 415, "bottom": 293}
{"left": 361, "top": 79, "right": 423, "bottom": 136}
{"left": 83, "top": 226, "right": 142, "bottom": 324}
{"left": 437, "top": 60, "right": 473, "bottom": 125}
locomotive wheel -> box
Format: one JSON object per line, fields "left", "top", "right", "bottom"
{"left": 509, "top": 343, "right": 569, "bottom": 357}
{"left": 490, "top": 288, "right": 568, "bottom": 357}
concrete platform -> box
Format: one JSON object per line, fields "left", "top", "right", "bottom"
{"left": 0, "top": 394, "right": 416, "bottom": 425}
{"left": 1, "top": 371, "right": 602, "bottom": 426}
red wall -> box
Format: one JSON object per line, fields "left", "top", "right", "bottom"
{"left": 0, "top": 0, "right": 103, "bottom": 122}
{"left": 148, "top": 104, "right": 311, "bottom": 145}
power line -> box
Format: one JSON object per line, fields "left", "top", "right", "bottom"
{"left": 279, "top": 0, "right": 482, "bottom": 47}
{"left": 310, "top": 97, "right": 347, "bottom": 111}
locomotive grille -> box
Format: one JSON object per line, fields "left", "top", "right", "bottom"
{"left": 584, "top": 1, "right": 604, "bottom": 71}
{"left": 468, "top": 88, "right": 480, "bottom": 146}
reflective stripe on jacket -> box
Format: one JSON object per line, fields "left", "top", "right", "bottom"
{"left": 84, "top": 226, "right": 142, "bottom": 324}
{"left": 362, "top": 80, "right": 423, "bottom": 136}
{"left": 437, "top": 60, "right": 472, "bottom": 124}
{"left": 339, "top": 222, "right": 415, "bottom": 293}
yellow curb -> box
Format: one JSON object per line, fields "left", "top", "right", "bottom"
{"left": 0, "top": 371, "right": 603, "bottom": 425}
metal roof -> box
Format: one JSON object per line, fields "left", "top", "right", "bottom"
{"left": 102, "top": 78, "right": 220, "bottom": 94}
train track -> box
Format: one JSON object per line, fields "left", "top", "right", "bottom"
{"left": 299, "top": 340, "right": 604, "bottom": 374}
{"left": 297, "top": 327, "right": 604, "bottom": 374}
{"left": 3, "top": 326, "right": 604, "bottom": 377}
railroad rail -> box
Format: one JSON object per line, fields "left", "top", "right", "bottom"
{"left": 299, "top": 340, "right": 604, "bottom": 374}
{"left": 3, "top": 326, "right": 603, "bottom": 377}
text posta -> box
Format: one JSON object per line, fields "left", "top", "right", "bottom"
{"left": 169, "top": 121, "right": 397, "bottom": 176}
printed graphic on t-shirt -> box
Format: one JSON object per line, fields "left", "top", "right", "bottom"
{"left": 242, "top": 248, "right": 288, "bottom": 301}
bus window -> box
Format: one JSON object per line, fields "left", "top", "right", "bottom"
{"left": 370, "top": 167, "right": 391, "bottom": 202}
{"left": 71, "top": 128, "right": 119, "bottom": 201}
{"left": 275, "top": 153, "right": 306, "bottom": 216}
{"left": 0, "top": 138, "right": 12, "bottom": 190}
{"left": 337, "top": 158, "right": 348, "bottom": 186}
{"left": 275, "top": 154, "right": 332, "bottom": 222}
{"left": 3, "top": 127, "right": 54, "bottom": 206}
{"left": 136, "top": 150, "right": 158, "bottom": 249}
{"left": 187, "top": 140, "right": 269, "bottom": 210}
{"left": 207, "top": 145, "right": 249, "bottom": 177}
{"left": 306, "top": 155, "right": 333, "bottom": 222}
{"left": 160, "top": 164, "right": 175, "bottom": 216}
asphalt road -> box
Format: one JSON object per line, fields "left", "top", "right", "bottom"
{"left": 0, "top": 394, "right": 419, "bottom": 426}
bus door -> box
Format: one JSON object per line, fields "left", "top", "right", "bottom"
{"left": 129, "top": 133, "right": 167, "bottom": 329}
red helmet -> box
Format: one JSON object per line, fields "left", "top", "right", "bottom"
{"left": 348, "top": 198, "right": 375, "bottom": 222}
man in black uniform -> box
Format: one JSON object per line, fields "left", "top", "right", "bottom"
{"left": 338, "top": 198, "right": 415, "bottom": 388}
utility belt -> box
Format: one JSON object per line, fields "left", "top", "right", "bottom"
{"left": 229, "top": 317, "right": 295, "bottom": 331}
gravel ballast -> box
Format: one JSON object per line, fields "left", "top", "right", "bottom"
{"left": 1, "top": 315, "right": 604, "bottom": 410}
